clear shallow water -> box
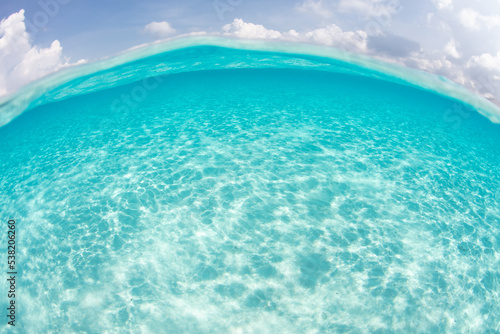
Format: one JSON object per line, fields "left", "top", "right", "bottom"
{"left": 1, "top": 44, "right": 500, "bottom": 333}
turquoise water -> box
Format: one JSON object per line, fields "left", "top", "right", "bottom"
{"left": 1, "top": 39, "right": 500, "bottom": 333}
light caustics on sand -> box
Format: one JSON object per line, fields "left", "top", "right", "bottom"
{"left": 0, "top": 37, "right": 500, "bottom": 333}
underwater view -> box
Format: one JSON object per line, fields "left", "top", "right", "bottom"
{"left": 1, "top": 37, "right": 500, "bottom": 333}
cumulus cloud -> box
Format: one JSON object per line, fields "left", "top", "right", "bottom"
{"left": 444, "top": 39, "right": 460, "bottom": 59}
{"left": 222, "top": 19, "right": 281, "bottom": 39}
{"left": 401, "top": 46, "right": 500, "bottom": 103}
{"left": 222, "top": 19, "right": 368, "bottom": 53}
{"left": 405, "top": 55, "right": 453, "bottom": 75}
{"left": 304, "top": 25, "right": 368, "bottom": 52}
{"left": 457, "top": 8, "right": 500, "bottom": 30}
{"left": 464, "top": 52, "right": 500, "bottom": 100}
{"left": 468, "top": 52, "right": 500, "bottom": 72}
{"left": 0, "top": 9, "right": 78, "bottom": 97}
{"left": 144, "top": 21, "right": 176, "bottom": 38}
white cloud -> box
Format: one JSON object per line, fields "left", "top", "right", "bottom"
{"left": 284, "top": 29, "right": 300, "bottom": 39}
{"left": 465, "top": 52, "right": 500, "bottom": 99}
{"left": 222, "top": 19, "right": 368, "bottom": 53}
{"left": 304, "top": 25, "right": 368, "bottom": 53}
{"left": 144, "top": 21, "right": 176, "bottom": 38}
{"left": 0, "top": 9, "right": 76, "bottom": 97}
{"left": 402, "top": 48, "right": 500, "bottom": 104}
{"left": 457, "top": 8, "right": 500, "bottom": 30}
{"left": 444, "top": 39, "right": 460, "bottom": 59}
{"left": 222, "top": 19, "right": 281, "bottom": 39}
{"left": 468, "top": 52, "right": 500, "bottom": 72}
{"left": 409, "top": 57, "right": 453, "bottom": 73}
{"left": 404, "top": 51, "right": 473, "bottom": 90}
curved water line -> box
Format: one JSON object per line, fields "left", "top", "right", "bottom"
{"left": 1, "top": 35, "right": 499, "bottom": 128}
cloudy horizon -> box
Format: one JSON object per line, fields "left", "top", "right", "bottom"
{"left": 0, "top": 0, "right": 499, "bottom": 106}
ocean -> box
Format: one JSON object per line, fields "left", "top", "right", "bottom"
{"left": 1, "top": 37, "right": 499, "bottom": 333}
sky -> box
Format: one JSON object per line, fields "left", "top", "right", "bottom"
{"left": 0, "top": 0, "right": 500, "bottom": 105}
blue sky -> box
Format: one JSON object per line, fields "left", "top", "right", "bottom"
{"left": 1, "top": 0, "right": 293, "bottom": 59}
{"left": 1, "top": 0, "right": 500, "bottom": 105}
